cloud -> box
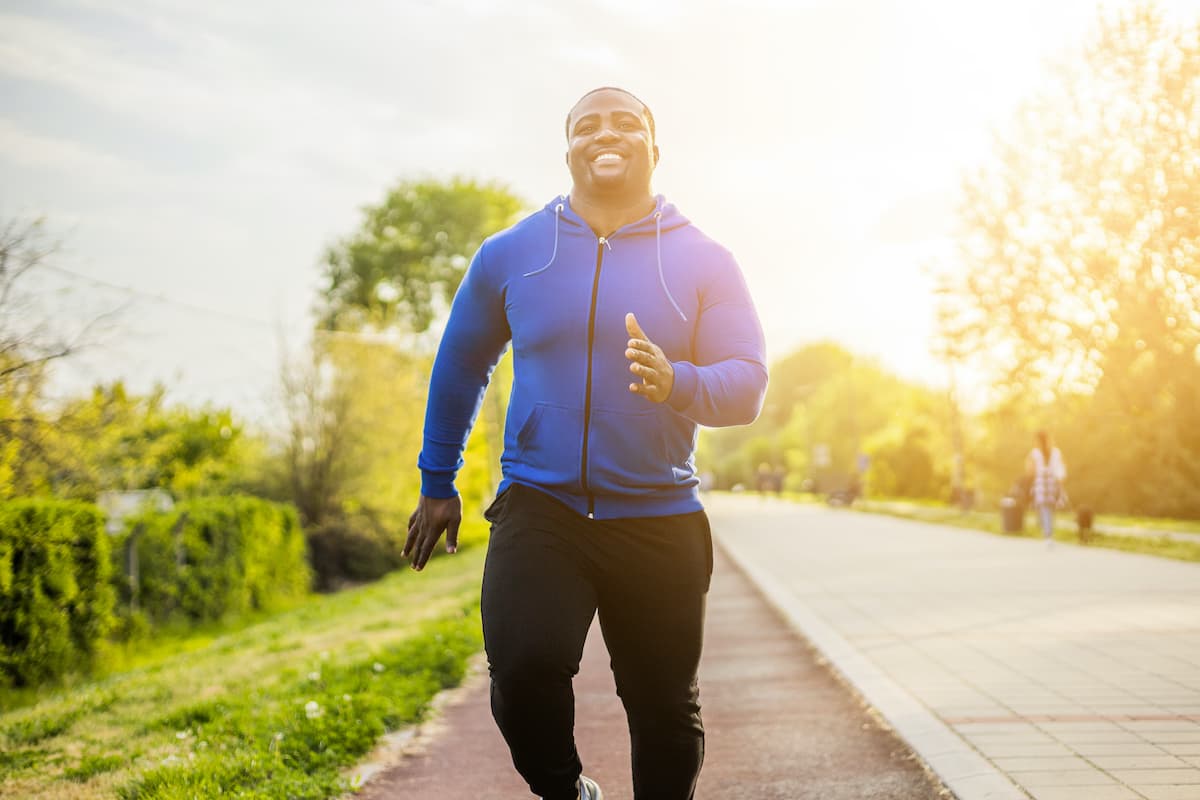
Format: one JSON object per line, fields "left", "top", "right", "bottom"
{"left": 0, "top": 9, "right": 401, "bottom": 177}
{"left": 0, "top": 117, "right": 150, "bottom": 183}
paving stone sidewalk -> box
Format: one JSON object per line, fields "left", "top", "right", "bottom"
{"left": 710, "top": 494, "right": 1200, "bottom": 800}
{"left": 356, "top": 544, "right": 945, "bottom": 799}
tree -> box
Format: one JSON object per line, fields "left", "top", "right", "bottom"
{"left": 273, "top": 334, "right": 504, "bottom": 587}
{"left": 318, "top": 178, "right": 526, "bottom": 334}
{"left": 939, "top": 5, "right": 1199, "bottom": 400}
{"left": 283, "top": 176, "right": 525, "bottom": 586}
{"left": 702, "top": 342, "right": 854, "bottom": 485}
{"left": 701, "top": 342, "right": 953, "bottom": 497}
{"left": 0, "top": 219, "right": 118, "bottom": 498}
{"left": 936, "top": 4, "right": 1200, "bottom": 516}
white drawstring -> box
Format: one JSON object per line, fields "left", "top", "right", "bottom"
{"left": 522, "top": 201, "right": 564, "bottom": 277}
{"left": 525, "top": 203, "right": 688, "bottom": 323}
{"left": 655, "top": 211, "right": 688, "bottom": 322}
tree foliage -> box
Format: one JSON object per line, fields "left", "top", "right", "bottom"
{"left": 287, "top": 176, "right": 523, "bottom": 584}
{"left": 15, "top": 383, "right": 260, "bottom": 502}
{"left": 275, "top": 338, "right": 429, "bottom": 531}
{"left": 702, "top": 343, "right": 952, "bottom": 499}
{"left": 272, "top": 335, "right": 506, "bottom": 587}
{"left": 937, "top": 4, "right": 1200, "bottom": 516}
{"left": 318, "top": 178, "right": 525, "bottom": 333}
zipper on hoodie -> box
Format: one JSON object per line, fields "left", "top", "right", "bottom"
{"left": 580, "top": 236, "right": 609, "bottom": 518}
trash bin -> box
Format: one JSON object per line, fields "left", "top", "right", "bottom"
{"left": 1000, "top": 496, "right": 1024, "bottom": 533}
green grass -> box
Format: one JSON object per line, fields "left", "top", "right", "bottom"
{"left": 1089, "top": 512, "right": 1200, "bottom": 535}
{"left": 0, "top": 535, "right": 488, "bottom": 799}
{"left": 854, "top": 500, "right": 1200, "bottom": 563}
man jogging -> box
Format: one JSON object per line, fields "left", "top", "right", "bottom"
{"left": 405, "top": 87, "right": 767, "bottom": 800}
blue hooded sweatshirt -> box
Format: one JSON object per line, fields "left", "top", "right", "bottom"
{"left": 419, "top": 194, "right": 767, "bottom": 519}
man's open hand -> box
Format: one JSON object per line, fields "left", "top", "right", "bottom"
{"left": 404, "top": 494, "right": 462, "bottom": 571}
{"left": 625, "top": 312, "right": 674, "bottom": 403}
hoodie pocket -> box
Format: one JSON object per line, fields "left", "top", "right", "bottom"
{"left": 587, "top": 408, "right": 674, "bottom": 492}
{"left": 513, "top": 402, "right": 582, "bottom": 489}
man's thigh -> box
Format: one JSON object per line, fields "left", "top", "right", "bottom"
{"left": 481, "top": 485, "right": 599, "bottom": 675}
{"left": 593, "top": 510, "right": 711, "bottom": 701}
{"left": 597, "top": 586, "right": 707, "bottom": 703}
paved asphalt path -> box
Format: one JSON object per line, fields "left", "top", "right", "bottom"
{"left": 357, "top": 528, "right": 947, "bottom": 799}
{"left": 710, "top": 495, "right": 1200, "bottom": 800}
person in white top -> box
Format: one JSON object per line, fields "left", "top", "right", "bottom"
{"left": 1025, "top": 430, "right": 1067, "bottom": 542}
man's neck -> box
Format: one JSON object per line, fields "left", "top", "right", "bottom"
{"left": 568, "top": 191, "right": 657, "bottom": 238}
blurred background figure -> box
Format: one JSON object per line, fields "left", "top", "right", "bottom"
{"left": 1025, "top": 430, "right": 1067, "bottom": 544}
{"left": 756, "top": 462, "right": 784, "bottom": 496}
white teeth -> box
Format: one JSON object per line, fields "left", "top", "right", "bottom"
{"left": 593, "top": 153, "right": 623, "bottom": 162}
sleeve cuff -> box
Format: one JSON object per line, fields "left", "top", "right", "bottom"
{"left": 666, "top": 360, "right": 698, "bottom": 413}
{"left": 420, "top": 471, "right": 459, "bottom": 499}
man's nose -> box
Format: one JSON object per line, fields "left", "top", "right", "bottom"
{"left": 594, "top": 126, "right": 620, "bottom": 142}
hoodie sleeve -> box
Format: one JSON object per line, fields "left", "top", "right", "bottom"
{"left": 417, "top": 242, "right": 510, "bottom": 498}
{"left": 665, "top": 252, "right": 767, "bottom": 427}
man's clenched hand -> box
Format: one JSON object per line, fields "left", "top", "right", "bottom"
{"left": 624, "top": 312, "right": 674, "bottom": 404}
{"left": 404, "top": 494, "right": 462, "bottom": 571}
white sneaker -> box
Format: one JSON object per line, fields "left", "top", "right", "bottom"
{"left": 578, "top": 775, "right": 603, "bottom": 800}
{"left": 543, "top": 776, "right": 602, "bottom": 800}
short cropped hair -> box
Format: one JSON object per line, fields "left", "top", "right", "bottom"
{"left": 565, "top": 87, "right": 656, "bottom": 142}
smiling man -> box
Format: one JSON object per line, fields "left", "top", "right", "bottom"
{"left": 406, "top": 87, "right": 767, "bottom": 800}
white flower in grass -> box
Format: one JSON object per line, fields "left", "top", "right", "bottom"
{"left": 161, "top": 754, "right": 181, "bottom": 766}
{"left": 320, "top": 650, "right": 330, "bottom": 661}
{"left": 273, "top": 732, "right": 285, "bottom": 742}
{"left": 373, "top": 662, "right": 385, "bottom": 673}
{"left": 305, "top": 700, "right": 322, "bottom": 719}
{"left": 342, "top": 694, "right": 352, "bottom": 703}
{"left": 308, "top": 670, "right": 321, "bottom": 682}
{"left": 175, "top": 729, "right": 192, "bottom": 740}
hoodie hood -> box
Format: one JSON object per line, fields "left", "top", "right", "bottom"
{"left": 539, "top": 193, "right": 691, "bottom": 235}
{"left": 524, "top": 194, "right": 692, "bottom": 320}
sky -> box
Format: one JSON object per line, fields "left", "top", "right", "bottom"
{"left": 3, "top": 0, "right": 1198, "bottom": 423}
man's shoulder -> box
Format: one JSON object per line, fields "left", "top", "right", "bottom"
{"left": 657, "top": 204, "right": 735, "bottom": 262}
{"left": 480, "top": 205, "right": 556, "bottom": 258}
{"left": 663, "top": 217, "right": 739, "bottom": 276}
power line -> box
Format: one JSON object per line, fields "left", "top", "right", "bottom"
{"left": 42, "top": 264, "right": 276, "bottom": 330}
{"left": 40, "top": 263, "right": 412, "bottom": 344}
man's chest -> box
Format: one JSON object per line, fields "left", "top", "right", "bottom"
{"left": 503, "top": 245, "right": 697, "bottom": 361}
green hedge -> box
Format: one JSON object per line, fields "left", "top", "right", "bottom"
{"left": 0, "top": 500, "right": 116, "bottom": 687}
{"left": 123, "top": 496, "right": 311, "bottom": 626}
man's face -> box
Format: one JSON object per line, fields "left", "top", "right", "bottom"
{"left": 565, "top": 89, "right": 659, "bottom": 200}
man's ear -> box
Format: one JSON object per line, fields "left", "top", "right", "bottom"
{"left": 653, "top": 144, "right": 661, "bottom": 165}
{"left": 565, "top": 150, "right": 570, "bottom": 167}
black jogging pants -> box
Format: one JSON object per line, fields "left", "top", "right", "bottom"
{"left": 481, "top": 483, "right": 712, "bottom": 800}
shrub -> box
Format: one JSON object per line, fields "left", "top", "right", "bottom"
{"left": 304, "top": 517, "right": 403, "bottom": 592}
{"left": 123, "top": 496, "right": 310, "bottom": 626}
{"left": 0, "top": 499, "right": 115, "bottom": 686}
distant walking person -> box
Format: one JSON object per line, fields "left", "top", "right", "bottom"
{"left": 405, "top": 87, "right": 767, "bottom": 800}
{"left": 1025, "top": 430, "right": 1067, "bottom": 543}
